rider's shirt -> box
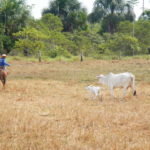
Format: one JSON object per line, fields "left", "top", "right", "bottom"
{"left": 0, "top": 58, "right": 10, "bottom": 70}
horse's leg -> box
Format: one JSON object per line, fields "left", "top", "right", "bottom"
{"left": 3, "top": 77, "right": 6, "bottom": 88}
{"left": 2, "top": 71, "right": 6, "bottom": 89}
{"left": 0, "top": 70, "right": 7, "bottom": 89}
{"left": 1, "top": 77, "right": 5, "bottom": 89}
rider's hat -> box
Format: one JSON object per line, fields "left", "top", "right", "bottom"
{"left": 1, "top": 54, "right": 7, "bottom": 57}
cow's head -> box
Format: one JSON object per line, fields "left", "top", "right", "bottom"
{"left": 96, "top": 74, "right": 106, "bottom": 84}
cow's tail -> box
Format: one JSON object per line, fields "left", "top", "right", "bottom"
{"left": 131, "top": 75, "right": 136, "bottom": 96}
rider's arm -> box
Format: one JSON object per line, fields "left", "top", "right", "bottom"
{"left": 3, "top": 59, "right": 10, "bottom": 66}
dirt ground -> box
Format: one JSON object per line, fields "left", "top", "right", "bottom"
{"left": 0, "top": 59, "right": 150, "bottom": 150}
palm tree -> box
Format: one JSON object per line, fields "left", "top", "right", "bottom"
{"left": 88, "top": 0, "right": 138, "bottom": 34}
{"left": 42, "top": 0, "right": 87, "bottom": 32}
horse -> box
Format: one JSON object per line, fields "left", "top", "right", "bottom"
{"left": 0, "top": 69, "right": 7, "bottom": 88}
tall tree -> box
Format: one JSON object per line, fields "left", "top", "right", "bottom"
{"left": 42, "top": 0, "right": 87, "bottom": 32}
{"left": 0, "top": 0, "right": 31, "bottom": 53}
{"left": 88, "top": 0, "right": 137, "bottom": 34}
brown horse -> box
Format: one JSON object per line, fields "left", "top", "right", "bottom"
{"left": 0, "top": 69, "right": 7, "bottom": 88}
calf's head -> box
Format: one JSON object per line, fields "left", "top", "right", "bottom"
{"left": 85, "top": 85, "right": 92, "bottom": 90}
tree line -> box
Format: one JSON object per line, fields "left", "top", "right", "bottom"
{"left": 0, "top": 0, "right": 150, "bottom": 59}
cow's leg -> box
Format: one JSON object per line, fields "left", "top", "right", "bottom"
{"left": 131, "top": 76, "right": 136, "bottom": 96}
{"left": 131, "top": 83, "right": 136, "bottom": 96}
{"left": 98, "top": 91, "right": 103, "bottom": 101}
{"left": 89, "top": 92, "right": 95, "bottom": 100}
{"left": 122, "top": 86, "right": 127, "bottom": 98}
{"left": 95, "top": 91, "right": 98, "bottom": 97}
{"left": 93, "top": 92, "right": 97, "bottom": 100}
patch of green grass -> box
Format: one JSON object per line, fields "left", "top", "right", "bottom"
{"left": 8, "top": 56, "right": 38, "bottom": 62}
{"left": 7, "top": 54, "right": 150, "bottom": 63}
{"left": 123, "top": 55, "right": 150, "bottom": 60}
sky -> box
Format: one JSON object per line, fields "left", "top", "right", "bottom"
{"left": 26, "top": 0, "right": 150, "bottom": 20}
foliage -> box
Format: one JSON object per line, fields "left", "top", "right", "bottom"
{"left": 14, "top": 14, "right": 74, "bottom": 58}
{"left": 0, "top": 0, "right": 31, "bottom": 53}
{"left": 42, "top": 0, "right": 88, "bottom": 32}
{"left": 117, "top": 21, "right": 133, "bottom": 35}
{"left": 64, "top": 31, "right": 104, "bottom": 57}
{"left": 41, "top": 13, "right": 63, "bottom": 32}
{"left": 100, "top": 14, "right": 125, "bottom": 34}
{"left": 48, "top": 46, "right": 71, "bottom": 58}
{"left": 134, "top": 21, "right": 150, "bottom": 53}
{"left": 1, "top": 0, "right": 150, "bottom": 59}
{"left": 118, "top": 20, "right": 150, "bottom": 53}
{"left": 89, "top": 0, "right": 136, "bottom": 34}
{"left": 110, "top": 33, "right": 140, "bottom": 56}
{"left": 97, "top": 33, "right": 140, "bottom": 56}
{"left": 13, "top": 27, "right": 48, "bottom": 56}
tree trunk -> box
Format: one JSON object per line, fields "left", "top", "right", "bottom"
{"left": 38, "top": 50, "right": 42, "bottom": 62}
{"left": 80, "top": 52, "right": 83, "bottom": 62}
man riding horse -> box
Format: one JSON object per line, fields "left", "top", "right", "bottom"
{"left": 0, "top": 54, "right": 10, "bottom": 87}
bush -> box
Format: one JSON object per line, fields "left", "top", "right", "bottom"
{"left": 97, "top": 33, "right": 141, "bottom": 56}
{"left": 48, "top": 46, "right": 71, "bottom": 58}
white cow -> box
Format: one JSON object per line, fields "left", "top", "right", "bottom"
{"left": 85, "top": 85, "right": 102, "bottom": 100}
{"left": 96, "top": 72, "right": 136, "bottom": 98}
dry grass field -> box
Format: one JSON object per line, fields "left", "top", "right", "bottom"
{"left": 0, "top": 59, "right": 150, "bottom": 150}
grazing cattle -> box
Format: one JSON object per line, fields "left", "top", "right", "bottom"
{"left": 85, "top": 85, "right": 102, "bottom": 100}
{"left": 0, "top": 69, "right": 7, "bottom": 88}
{"left": 96, "top": 72, "right": 136, "bottom": 98}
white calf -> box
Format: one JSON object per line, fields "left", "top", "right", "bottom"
{"left": 96, "top": 72, "right": 136, "bottom": 98}
{"left": 85, "top": 85, "right": 102, "bottom": 99}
